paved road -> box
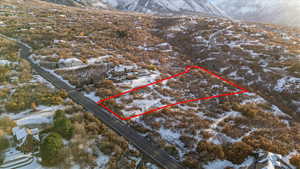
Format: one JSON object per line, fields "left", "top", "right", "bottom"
{"left": 5, "top": 36, "right": 186, "bottom": 169}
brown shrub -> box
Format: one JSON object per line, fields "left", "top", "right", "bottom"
{"left": 232, "top": 103, "right": 258, "bottom": 118}
{"left": 180, "top": 135, "right": 196, "bottom": 149}
{"left": 221, "top": 124, "right": 249, "bottom": 139}
{"left": 290, "top": 154, "right": 300, "bottom": 168}
{"left": 197, "top": 141, "right": 225, "bottom": 161}
{"left": 183, "top": 156, "right": 200, "bottom": 169}
{"left": 96, "top": 88, "right": 114, "bottom": 97}
{"left": 201, "top": 131, "right": 213, "bottom": 139}
{"left": 243, "top": 134, "right": 290, "bottom": 155}
{"left": 224, "top": 142, "right": 253, "bottom": 164}
{"left": 95, "top": 80, "right": 114, "bottom": 88}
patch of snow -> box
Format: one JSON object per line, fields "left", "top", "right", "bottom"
{"left": 16, "top": 110, "right": 54, "bottom": 126}
{"left": 122, "top": 71, "right": 160, "bottom": 88}
{"left": 159, "top": 128, "right": 181, "bottom": 143}
{"left": 59, "top": 58, "right": 84, "bottom": 68}
{"left": 53, "top": 39, "right": 65, "bottom": 44}
{"left": 168, "top": 25, "right": 186, "bottom": 31}
{"left": 95, "top": 152, "right": 110, "bottom": 168}
{"left": 257, "top": 150, "right": 294, "bottom": 169}
{"left": 203, "top": 156, "right": 254, "bottom": 169}
{"left": 137, "top": 45, "right": 155, "bottom": 51}
{"left": 0, "top": 59, "right": 12, "bottom": 65}
{"left": 132, "top": 99, "right": 162, "bottom": 112}
{"left": 228, "top": 70, "right": 244, "bottom": 80}
{"left": 30, "top": 75, "right": 55, "bottom": 89}
{"left": 87, "top": 55, "right": 112, "bottom": 64}
{"left": 274, "top": 76, "right": 300, "bottom": 92}
{"left": 271, "top": 105, "right": 290, "bottom": 117}
{"left": 3, "top": 105, "right": 63, "bottom": 123}
{"left": 145, "top": 162, "right": 160, "bottom": 169}
{"left": 84, "top": 92, "right": 100, "bottom": 102}
{"left": 12, "top": 127, "right": 27, "bottom": 141}
{"left": 219, "top": 67, "right": 229, "bottom": 73}
{"left": 241, "top": 93, "right": 266, "bottom": 104}
{"left": 112, "top": 64, "right": 136, "bottom": 72}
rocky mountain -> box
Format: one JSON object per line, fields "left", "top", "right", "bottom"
{"left": 211, "top": 0, "right": 300, "bottom": 27}
{"left": 42, "top": 0, "right": 228, "bottom": 17}
{"left": 42, "top": 0, "right": 79, "bottom": 6}
{"left": 42, "top": 0, "right": 109, "bottom": 8}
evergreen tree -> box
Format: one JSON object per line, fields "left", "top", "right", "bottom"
{"left": 53, "top": 110, "right": 74, "bottom": 140}
{"left": 40, "top": 132, "right": 63, "bottom": 166}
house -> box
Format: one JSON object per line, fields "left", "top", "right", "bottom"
{"left": 58, "top": 58, "right": 84, "bottom": 68}
{"left": 12, "top": 127, "right": 27, "bottom": 143}
{"left": 12, "top": 127, "right": 40, "bottom": 145}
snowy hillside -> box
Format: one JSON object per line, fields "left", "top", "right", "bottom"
{"left": 211, "top": 0, "right": 300, "bottom": 27}
{"left": 102, "top": 0, "right": 227, "bottom": 16}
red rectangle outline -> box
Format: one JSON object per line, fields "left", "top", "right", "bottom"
{"left": 97, "top": 65, "right": 249, "bottom": 120}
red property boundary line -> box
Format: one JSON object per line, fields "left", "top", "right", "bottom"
{"left": 97, "top": 66, "right": 249, "bottom": 120}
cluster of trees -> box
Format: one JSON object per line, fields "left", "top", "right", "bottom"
{"left": 40, "top": 110, "right": 74, "bottom": 166}
{"left": 0, "top": 117, "right": 16, "bottom": 135}
{"left": 0, "top": 39, "right": 19, "bottom": 62}
{"left": 95, "top": 80, "right": 120, "bottom": 97}
{"left": 0, "top": 116, "right": 16, "bottom": 165}
{"left": 53, "top": 110, "right": 74, "bottom": 140}
{"left": 40, "top": 132, "right": 64, "bottom": 166}
{"left": 0, "top": 39, "right": 24, "bottom": 85}
{"left": 41, "top": 109, "right": 137, "bottom": 168}
{"left": 17, "top": 60, "right": 32, "bottom": 83}
{"left": 0, "top": 88, "right": 9, "bottom": 101}
{"left": 242, "top": 133, "right": 291, "bottom": 156}
{"left": 232, "top": 103, "right": 259, "bottom": 118}
{"left": 187, "top": 141, "right": 254, "bottom": 167}
{"left": 0, "top": 65, "right": 10, "bottom": 83}
{"left": 0, "top": 136, "right": 10, "bottom": 165}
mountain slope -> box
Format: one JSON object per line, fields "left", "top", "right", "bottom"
{"left": 102, "top": 0, "right": 226, "bottom": 16}
{"left": 103, "top": 0, "right": 225, "bottom": 16}
{"left": 42, "top": 0, "right": 228, "bottom": 17}
{"left": 42, "top": 0, "right": 109, "bottom": 8}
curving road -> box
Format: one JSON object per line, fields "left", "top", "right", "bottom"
{"left": 1, "top": 34, "right": 186, "bottom": 169}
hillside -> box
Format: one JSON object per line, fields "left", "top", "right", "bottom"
{"left": 0, "top": 0, "right": 299, "bottom": 169}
